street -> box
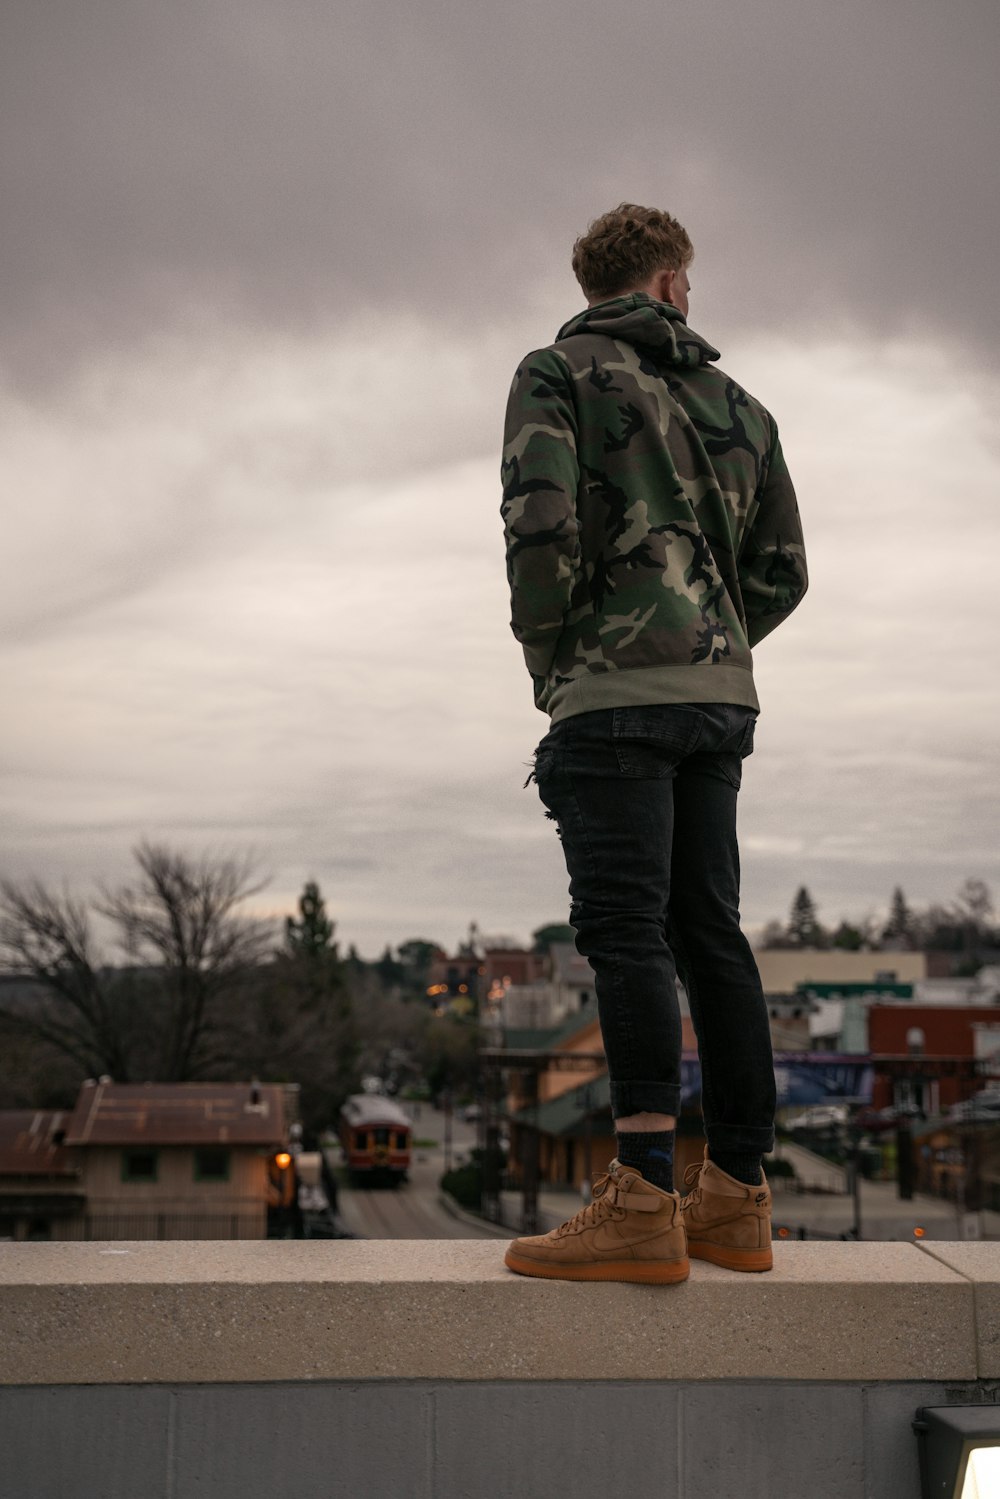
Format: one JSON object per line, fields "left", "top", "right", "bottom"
{"left": 328, "top": 1105, "right": 997, "bottom": 1242}
{"left": 329, "top": 1103, "right": 505, "bottom": 1240}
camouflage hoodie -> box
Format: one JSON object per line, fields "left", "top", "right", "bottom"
{"left": 501, "top": 293, "right": 807, "bottom": 719}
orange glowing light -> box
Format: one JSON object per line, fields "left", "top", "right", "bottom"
{"left": 777, "top": 1227, "right": 790, "bottom": 1239}
{"left": 913, "top": 1226, "right": 926, "bottom": 1238}
{"left": 275, "top": 1152, "right": 292, "bottom": 1169}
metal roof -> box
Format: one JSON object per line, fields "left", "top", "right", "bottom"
{"left": 340, "top": 1094, "right": 412, "bottom": 1129}
{"left": 0, "top": 1110, "right": 78, "bottom": 1176}
{"left": 545, "top": 995, "right": 601, "bottom": 1049}
{"left": 511, "top": 1074, "right": 612, "bottom": 1137}
{"left": 500, "top": 997, "right": 602, "bottom": 1055}
{"left": 62, "top": 1081, "right": 287, "bottom": 1147}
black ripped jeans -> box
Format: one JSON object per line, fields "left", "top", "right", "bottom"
{"left": 532, "top": 702, "right": 775, "bottom": 1158}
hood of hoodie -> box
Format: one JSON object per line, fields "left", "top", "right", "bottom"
{"left": 555, "top": 292, "right": 720, "bottom": 369}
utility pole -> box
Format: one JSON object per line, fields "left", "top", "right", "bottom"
{"left": 846, "top": 1128, "right": 863, "bottom": 1240}
{"left": 521, "top": 1066, "right": 539, "bottom": 1235}
{"left": 443, "top": 1090, "right": 453, "bottom": 1175}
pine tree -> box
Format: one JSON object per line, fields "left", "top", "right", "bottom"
{"left": 787, "top": 886, "right": 825, "bottom": 948}
{"left": 375, "top": 945, "right": 405, "bottom": 990}
{"left": 284, "top": 881, "right": 338, "bottom": 962}
{"left": 882, "top": 886, "right": 914, "bottom": 948}
{"left": 282, "top": 881, "right": 346, "bottom": 1016}
{"left": 831, "top": 920, "right": 864, "bottom": 951}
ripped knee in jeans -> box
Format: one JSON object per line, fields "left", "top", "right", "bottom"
{"left": 523, "top": 742, "right": 561, "bottom": 823}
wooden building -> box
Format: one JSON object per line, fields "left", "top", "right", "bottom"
{"left": 0, "top": 1080, "right": 291, "bottom": 1242}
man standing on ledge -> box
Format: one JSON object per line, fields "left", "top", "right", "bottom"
{"left": 500, "top": 204, "right": 807, "bottom": 1283}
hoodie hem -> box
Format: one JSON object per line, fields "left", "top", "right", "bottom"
{"left": 546, "top": 663, "right": 760, "bottom": 723}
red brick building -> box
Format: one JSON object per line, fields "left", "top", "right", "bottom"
{"left": 869, "top": 1004, "right": 1000, "bottom": 1113}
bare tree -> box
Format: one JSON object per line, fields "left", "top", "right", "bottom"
{"left": 98, "top": 842, "right": 274, "bottom": 1079}
{"left": 0, "top": 843, "right": 273, "bottom": 1083}
{"left": 0, "top": 881, "right": 134, "bottom": 1078}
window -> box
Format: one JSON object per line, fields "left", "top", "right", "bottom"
{"left": 194, "top": 1147, "right": 230, "bottom": 1182}
{"left": 394, "top": 1131, "right": 408, "bottom": 1150}
{"left": 121, "top": 1149, "right": 158, "bottom": 1183}
{"left": 374, "top": 1128, "right": 389, "bottom": 1146}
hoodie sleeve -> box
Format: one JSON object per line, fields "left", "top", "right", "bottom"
{"left": 738, "top": 426, "right": 808, "bottom": 648}
{"left": 500, "top": 349, "right": 581, "bottom": 682}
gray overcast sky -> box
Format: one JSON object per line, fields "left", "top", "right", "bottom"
{"left": 3, "top": 0, "right": 999, "bottom": 955}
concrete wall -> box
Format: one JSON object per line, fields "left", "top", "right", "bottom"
{"left": 754, "top": 948, "right": 927, "bottom": 992}
{"left": 1, "top": 1240, "right": 998, "bottom": 1498}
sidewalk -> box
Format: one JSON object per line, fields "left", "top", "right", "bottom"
{"left": 501, "top": 1173, "right": 1000, "bottom": 1242}
{"left": 771, "top": 1141, "right": 846, "bottom": 1192}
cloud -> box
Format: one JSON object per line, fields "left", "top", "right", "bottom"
{"left": 2, "top": 312, "right": 999, "bottom": 951}
{"left": 2, "top": 0, "right": 997, "bottom": 388}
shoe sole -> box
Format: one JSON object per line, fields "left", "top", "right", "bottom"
{"left": 688, "top": 1241, "right": 773, "bottom": 1273}
{"left": 503, "top": 1249, "right": 690, "bottom": 1284}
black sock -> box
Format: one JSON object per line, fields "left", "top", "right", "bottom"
{"left": 711, "top": 1151, "right": 763, "bottom": 1186}
{"left": 616, "top": 1129, "right": 675, "bottom": 1192}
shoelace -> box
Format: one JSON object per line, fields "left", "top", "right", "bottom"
{"left": 553, "top": 1173, "right": 624, "bottom": 1238}
{"left": 682, "top": 1161, "right": 702, "bottom": 1204}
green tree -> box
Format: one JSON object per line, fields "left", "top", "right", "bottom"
{"left": 343, "top": 943, "right": 368, "bottom": 980}
{"left": 759, "top": 918, "right": 792, "bottom": 950}
{"left": 418, "top": 1013, "right": 480, "bottom": 1102}
{"left": 882, "top": 886, "right": 915, "bottom": 948}
{"left": 831, "top": 920, "right": 865, "bottom": 951}
{"left": 787, "top": 886, "right": 826, "bottom": 948}
{"left": 282, "top": 881, "right": 344, "bottom": 1008}
{"left": 396, "top": 938, "right": 441, "bottom": 996}
{"left": 374, "top": 945, "right": 405, "bottom": 990}
{"left": 247, "top": 882, "right": 359, "bottom": 1139}
{"left": 532, "top": 922, "right": 577, "bottom": 952}
{"left": 284, "top": 881, "right": 337, "bottom": 963}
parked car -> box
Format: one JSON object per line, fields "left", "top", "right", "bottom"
{"left": 854, "top": 1103, "right": 925, "bottom": 1134}
{"left": 948, "top": 1092, "right": 1000, "bottom": 1122}
{"left": 783, "top": 1104, "right": 849, "bottom": 1131}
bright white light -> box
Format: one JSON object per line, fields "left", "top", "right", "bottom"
{"left": 961, "top": 1443, "right": 1000, "bottom": 1498}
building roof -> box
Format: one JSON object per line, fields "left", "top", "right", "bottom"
{"left": 62, "top": 1081, "right": 287, "bottom": 1147}
{"left": 501, "top": 1026, "right": 559, "bottom": 1050}
{"left": 546, "top": 996, "right": 601, "bottom": 1049}
{"left": 512, "top": 1074, "right": 611, "bottom": 1137}
{"left": 339, "top": 1093, "right": 411, "bottom": 1129}
{"left": 0, "top": 1111, "right": 77, "bottom": 1176}
{"left": 499, "top": 997, "right": 601, "bottom": 1055}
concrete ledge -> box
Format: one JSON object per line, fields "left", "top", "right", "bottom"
{"left": 0, "top": 1241, "right": 982, "bottom": 1385}
{"left": 918, "top": 1242, "right": 1000, "bottom": 1377}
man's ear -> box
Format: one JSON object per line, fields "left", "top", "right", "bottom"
{"left": 646, "top": 267, "right": 677, "bottom": 305}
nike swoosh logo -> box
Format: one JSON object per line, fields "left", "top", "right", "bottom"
{"left": 588, "top": 1222, "right": 629, "bottom": 1254}
{"left": 587, "top": 1221, "right": 674, "bottom": 1255}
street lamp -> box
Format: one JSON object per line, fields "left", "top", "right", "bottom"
{"left": 915, "top": 1406, "right": 1000, "bottom": 1497}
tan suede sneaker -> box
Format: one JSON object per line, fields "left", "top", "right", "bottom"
{"left": 680, "top": 1149, "right": 773, "bottom": 1272}
{"left": 503, "top": 1159, "right": 689, "bottom": 1284}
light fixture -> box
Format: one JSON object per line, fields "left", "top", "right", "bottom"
{"left": 915, "top": 1406, "right": 1000, "bottom": 1498}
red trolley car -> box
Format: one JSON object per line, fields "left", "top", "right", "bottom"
{"left": 338, "top": 1093, "right": 412, "bottom": 1186}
